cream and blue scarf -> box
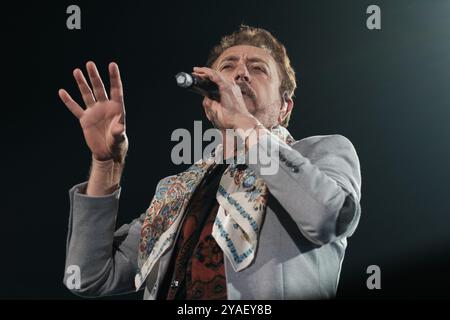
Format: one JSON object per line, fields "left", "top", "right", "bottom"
{"left": 135, "top": 125, "right": 295, "bottom": 290}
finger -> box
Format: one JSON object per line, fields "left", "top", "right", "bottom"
{"left": 203, "top": 97, "right": 221, "bottom": 122}
{"left": 203, "top": 96, "right": 223, "bottom": 114}
{"left": 204, "top": 104, "right": 222, "bottom": 129}
{"left": 202, "top": 96, "right": 213, "bottom": 109}
{"left": 204, "top": 110, "right": 212, "bottom": 122}
{"left": 73, "top": 68, "right": 96, "bottom": 106}
{"left": 202, "top": 97, "right": 212, "bottom": 120}
{"left": 193, "top": 67, "right": 214, "bottom": 78}
{"left": 193, "top": 67, "right": 228, "bottom": 87}
{"left": 58, "top": 89, "right": 84, "bottom": 119}
{"left": 111, "top": 114, "right": 126, "bottom": 139}
{"left": 203, "top": 106, "right": 212, "bottom": 122}
{"left": 109, "top": 62, "right": 124, "bottom": 102}
{"left": 86, "top": 61, "right": 108, "bottom": 101}
{"left": 117, "top": 111, "right": 125, "bottom": 125}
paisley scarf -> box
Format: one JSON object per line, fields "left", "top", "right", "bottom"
{"left": 135, "top": 125, "right": 295, "bottom": 290}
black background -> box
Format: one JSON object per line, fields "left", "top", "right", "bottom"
{"left": 1, "top": 0, "right": 449, "bottom": 299}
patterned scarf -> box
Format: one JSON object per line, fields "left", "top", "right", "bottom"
{"left": 135, "top": 125, "right": 295, "bottom": 290}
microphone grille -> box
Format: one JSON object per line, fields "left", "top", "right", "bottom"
{"left": 175, "top": 72, "right": 194, "bottom": 88}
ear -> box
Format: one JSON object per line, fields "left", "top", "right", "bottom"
{"left": 278, "top": 92, "right": 294, "bottom": 124}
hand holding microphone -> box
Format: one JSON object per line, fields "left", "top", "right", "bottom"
{"left": 176, "top": 67, "right": 259, "bottom": 131}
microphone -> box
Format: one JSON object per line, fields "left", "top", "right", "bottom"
{"left": 175, "top": 72, "right": 220, "bottom": 102}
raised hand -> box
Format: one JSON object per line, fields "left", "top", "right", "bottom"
{"left": 59, "top": 61, "right": 128, "bottom": 163}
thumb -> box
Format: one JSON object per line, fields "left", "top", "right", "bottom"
{"left": 118, "top": 111, "right": 125, "bottom": 125}
{"left": 111, "top": 121, "right": 125, "bottom": 138}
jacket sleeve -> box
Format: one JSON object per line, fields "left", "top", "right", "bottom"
{"left": 247, "top": 133, "right": 362, "bottom": 245}
{"left": 63, "top": 181, "right": 145, "bottom": 298}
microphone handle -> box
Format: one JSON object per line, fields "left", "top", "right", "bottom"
{"left": 191, "top": 76, "right": 221, "bottom": 102}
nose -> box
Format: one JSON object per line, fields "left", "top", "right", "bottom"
{"left": 234, "top": 64, "right": 250, "bottom": 83}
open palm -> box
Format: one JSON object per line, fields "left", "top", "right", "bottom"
{"left": 59, "top": 61, "right": 128, "bottom": 162}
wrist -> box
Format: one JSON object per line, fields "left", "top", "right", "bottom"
{"left": 92, "top": 153, "right": 126, "bottom": 167}
{"left": 232, "top": 118, "right": 269, "bottom": 153}
{"left": 92, "top": 156, "right": 115, "bottom": 170}
{"left": 88, "top": 157, "right": 121, "bottom": 196}
{"left": 232, "top": 114, "right": 259, "bottom": 131}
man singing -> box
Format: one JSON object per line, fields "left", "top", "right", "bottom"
{"left": 60, "top": 25, "right": 361, "bottom": 299}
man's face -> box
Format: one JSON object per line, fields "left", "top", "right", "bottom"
{"left": 212, "top": 45, "right": 285, "bottom": 128}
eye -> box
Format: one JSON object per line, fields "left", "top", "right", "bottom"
{"left": 252, "top": 65, "right": 267, "bottom": 73}
{"left": 221, "top": 64, "right": 232, "bottom": 71}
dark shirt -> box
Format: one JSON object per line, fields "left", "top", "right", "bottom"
{"left": 157, "top": 164, "right": 229, "bottom": 300}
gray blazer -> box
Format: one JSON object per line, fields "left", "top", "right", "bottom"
{"left": 63, "top": 134, "right": 361, "bottom": 299}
